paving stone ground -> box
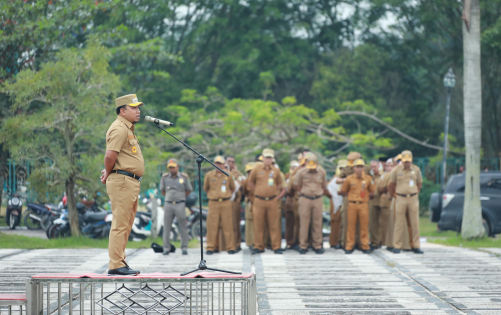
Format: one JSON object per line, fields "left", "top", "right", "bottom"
{"left": 0, "top": 242, "right": 500, "bottom": 314}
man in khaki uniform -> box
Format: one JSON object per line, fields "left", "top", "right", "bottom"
{"left": 101, "top": 94, "right": 144, "bottom": 275}
{"left": 389, "top": 150, "right": 424, "bottom": 254}
{"left": 285, "top": 160, "right": 300, "bottom": 249}
{"left": 338, "top": 159, "right": 375, "bottom": 254}
{"left": 369, "top": 160, "right": 382, "bottom": 249}
{"left": 378, "top": 159, "right": 394, "bottom": 249}
{"left": 159, "top": 159, "right": 192, "bottom": 255}
{"left": 337, "top": 152, "right": 361, "bottom": 247}
{"left": 227, "top": 156, "right": 245, "bottom": 252}
{"left": 248, "top": 148, "right": 286, "bottom": 254}
{"left": 203, "top": 156, "right": 237, "bottom": 254}
{"left": 327, "top": 159, "right": 347, "bottom": 249}
{"left": 294, "top": 152, "right": 330, "bottom": 254}
{"left": 242, "top": 162, "right": 256, "bottom": 248}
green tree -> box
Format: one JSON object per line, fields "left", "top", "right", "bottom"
{"left": 1, "top": 42, "right": 120, "bottom": 236}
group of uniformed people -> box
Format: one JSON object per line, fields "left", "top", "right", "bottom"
{"left": 102, "top": 93, "right": 424, "bottom": 276}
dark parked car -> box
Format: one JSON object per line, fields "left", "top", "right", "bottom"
{"left": 429, "top": 172, "right": 501, "bottom": 236}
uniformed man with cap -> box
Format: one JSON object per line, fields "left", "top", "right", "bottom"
{"left": 378, "top": 158, "right": 395, "bottom": 248}
{"left": 159, "top": 159, "right": 192, "bottom": 255}
{"left": 338, "top": 158, "right": 375, "bottom": 254}
{"left": 294, "top": 152, "right": 331, "bottom": 254}
{"left": 388, "top": 150, "right": 424, "bottom": 254}
{"left": 203, "top": 155, "right": 236, "bottom": 254}
{"left": 327, "top": 159, "right": 347, "bottom": 249}
{"left": 242, "top": 162, "right": 256, "bottom": 248}
{"left": 285, "top": 160, "right": 300, "bottom": 249}
{"left": 101, "top": 94, "right": 144, "bottom": 275}
{"left": 227, "top": 156, "right": 245, "bottom": 252}
{"left": 248, "top": 148, "right": 286, "bottom": 254}
{"left": 369, "top": 160, "right": 383, "bottom": 249}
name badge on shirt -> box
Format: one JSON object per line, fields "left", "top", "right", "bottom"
{"left": 409, "top": 179, "right": 415, "bottom": 187}
{"left": 268, "top": 172, "right": 274, "bottom": 186}
{"left": 221, "top": 185, "right": 227, "bottom": 193}
{"left": 179, "top": 178, "right": 184, "bottom": 184}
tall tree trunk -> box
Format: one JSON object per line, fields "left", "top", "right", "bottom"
{"left": 66, "top": 176, "right": 80, "bottom": 236}
{"left": 461, "top": 0, "right": 484, "bottom": 239}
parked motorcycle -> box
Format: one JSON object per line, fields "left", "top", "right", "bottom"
{"left": 23, "top": 202, "right": 61, "bottom": 230}
{"left": 6, "top": 194, "right": 23, "bottom": 230}
{"left": 46, "top": 203, "right": 111, "bottom": 239}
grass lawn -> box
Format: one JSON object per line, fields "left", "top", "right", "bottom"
{"left": 420, "top": 216, "right": 501, "bottom": 248}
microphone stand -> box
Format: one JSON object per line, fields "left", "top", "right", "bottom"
{"left": 148, "top": 120, "right": 240, "bottom": 276}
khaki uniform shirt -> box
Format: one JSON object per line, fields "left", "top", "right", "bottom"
{"left": 160, "top": 172, "right": 192, "bottom": 202}
{"left": 294, "top": 166, "right": 327, "bottom": 196}
{"left": 203, "top": 170, "right": 235, "bottom": 200}
{"left": 106, "top": 115, "right": 144, "bottom": 176}
{"left": 339, "top": 173, "right": 375, "bottom": 203}
{"left": 390, "top": 164, "right": 422, "bottom": 195}
{"left": 248, "top": 164, "right": 283, "bottom": 198}
{"left": 370, "top": 172, "right": 382, "bottom": 205}
{"left": 378, "top": 172, "right": 392, "bottom": 208}
{"left": 230, "top": 168, "right": 244, "bottom": 201}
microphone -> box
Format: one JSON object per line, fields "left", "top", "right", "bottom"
{"left": 144, "top": 116, "right": 174, "bottom": 127}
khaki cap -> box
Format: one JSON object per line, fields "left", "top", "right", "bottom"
{"left": 245, "top": 162, "right": 256, "bottom": 172}
{"left": 167, "top": 159, "right": 178, "bottom": 168}
{"left": 347, "top": 151, "right": 361, "bottom": 161}
{"left": 262, "top": 148, "right": 274, "bottom": 158}
{"left": 115, "top": 94, "right": 143, "bottom": 108}
{"left": 353, "top": 158, "right": 365, "bottom": 167}
{"left": 214, "top": 155, "right": 225, "bottom": 164}
{"left": 401, "top": 150, "right": 413, "bottom": 162}
{"left": 337, "top": 159, "right": 348, "bottom": 168}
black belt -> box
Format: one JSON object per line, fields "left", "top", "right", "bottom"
{"left": 111, "top": 170, "right": 142, "bottom": 182}
{"left": 396, "top": 193, "right": 417, "bottom": 198}
{"left": 300, "top": 194, "right": 322, "bottom": 200}
{"left": 348, "top": 200, "right": 365, "bottom": 204}
{"left": 165, "top": 200, "right": 185, "bottom": 205}
{"left": 255, "top": 195, "right": 276, "bottom": 201}
{"left": 209, "top": 197, "right": 231, "bottom": 202}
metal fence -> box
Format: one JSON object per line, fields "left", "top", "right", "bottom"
{"left": 27, "top": 273, "right": 256, "bottom": 314}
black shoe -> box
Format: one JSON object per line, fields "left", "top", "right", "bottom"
{"left": 314, "top": 248, "right": 325, "bottom": 254}
{"left": 331, "top": 244, "right": 341, "bottom": 249}
{"left": 298, "top": 248, "right": 307, "bottom": 254}
{"left": 252, "top": 248, "right": 264, "bottom": 255}
{"left": 274, "top": 249, "right": 283, "bottom": 254}
{"left": 228, "top": 250, "right": 237, "bottom": 254}
{"left": 206, "top": 250, "right": 214, "bottom": 255}
{"left": 162, "top": 251, "right": 169, "bottom": 256}
{"left": 412, "top": 248, "right": 424, "bottom": 254}
{"left": 182, "top": 249, "right": 188, "bottom": 255}
{"left": 391, "top": 248, "right": 401, "bottom": 254}
{"left": 287, "top": 244, "right": 299, "bottom": 251}
{"left": 362, "top": 249, "right": 372, "bottom": 254}
{"left": 344, "top": 249, "right": 354, "bottom": 254}
{"left": 235, "top": 247, "right": 242, "bottom": 253}
{"left": 386, "top": 247, "right": 394, "bottom": 252}
{"left": 108, "top": 266, "right": 140, "bottom": 276}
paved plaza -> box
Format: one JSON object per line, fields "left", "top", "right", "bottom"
{"left": 1, "top": 242, "right": 501, "bottom": 314}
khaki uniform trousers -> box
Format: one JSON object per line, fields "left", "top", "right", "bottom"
{"left": 232, "top": 200, "right": 242, "bottom": 249}
{"left": 387, "top": 198, "right": 411, "bottom": 249}
{"left": 106, "top": 174, "right": 140, "bottom": 270}
{"left": 370, "top": 203, "right": 382, "bottom": 246}
{"left": 298, "top": 197, "right": 323, "bottom": 250}
{"left": 206, "top": 200, "right": 235, "bottom": 252}
{"left": 380, "top": 205, "right": 391, "bottom": 247}
{"left": 346, "top": 201, "right": 370, "bottom": 251}
{"left": 245, "top": 201, "right": 254, "bottom": 248}
{"left": 329, "top": 205, "right": 342, "bottom": 246}
{"left": 163, "top": 202, "right": 188, "bottom": 252}
{"left": 253, "top": 198, "right": 281, "bottom": 251}
{"left": 393, "top": 195, "right": 420, "bottom": 249}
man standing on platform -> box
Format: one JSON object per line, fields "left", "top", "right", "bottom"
{"left": 388, "top": 150, "right": 424, "bottom": 254}
{"left": 294, "top": 152, "right": 331, "bottom": 254}
{"left": 227, "top": 156, "right": 244, "bottom": 252}
{"left": 327, "top": 159, "right": 347, "bottom": 249}
{"left": 101, "top": 94, "right": 144, "bottom": 276}
{"left": 203, "top": 156, "right": 236, "bottom": 255}
{"left": 369, "top": 160, "right": 383, "bottom": 249}
{"left": 338, "top": 159, "right": 375, "bottom": 254}
{"left": 159, "top": 159, "right": 192, "bottom": 255}
{"left": 248, "top": 148, "right": 286, "bottom": 254}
